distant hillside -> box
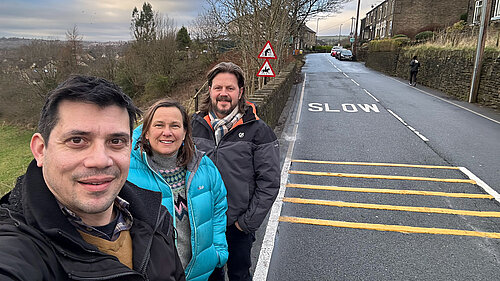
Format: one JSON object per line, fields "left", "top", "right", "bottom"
{"left": 0, "top": 37, "right": 45, "bottom": 49}
{"left": 0, "top": 37, "right": 127, "bottom": 50}
{"left": 317, "top": 35, "right": 349, "bottom": 46}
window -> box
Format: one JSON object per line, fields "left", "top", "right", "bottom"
{"left": 474, "top": 0, "right": 482, "bottom": 24}
{"left": 493, "top": 0, "right": 500, "bottom": 20}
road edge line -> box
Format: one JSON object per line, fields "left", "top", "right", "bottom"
{"left": 459, "top": 167, "right": 500, "bottom": 203}
{"left": 254, "top": 73, "right": 306, "bottom": 280}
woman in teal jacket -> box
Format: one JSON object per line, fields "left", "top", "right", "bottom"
{"left": 128, "top": 99, "right": 228, "bottom": 281}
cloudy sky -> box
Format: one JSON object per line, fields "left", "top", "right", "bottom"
{"left": 307, "top": 0, "right": 383, "bottom": 36}
{"left": 0, "top": 0, "right": 382, "bottom": 41}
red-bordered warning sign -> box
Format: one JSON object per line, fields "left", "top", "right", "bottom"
{"left": 257, "top": 60, "right": 275, "bottom": 77}
{"left": 258, "top": 41, "right": 277, "bottom": 59}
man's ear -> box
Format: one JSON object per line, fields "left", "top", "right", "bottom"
{"left": 30, "top": 133, "right": 46, "bottom": 167}
{"left": 239, "top": 87, "right": 243, "bottom": 99}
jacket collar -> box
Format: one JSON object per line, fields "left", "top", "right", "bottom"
{"left": 198, "top": 101, "right": 259, "bottom": 130}
{"left": 3, "top": 159, "right": 169, "bottom": 278}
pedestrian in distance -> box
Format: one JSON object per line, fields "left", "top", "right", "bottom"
{"left": 127, "top": 98, "right": 229, "bottom": 280}
{"left": 192, "top": 62, "right": 280, "bottom": 281}
{"left": 409, "top": 55, "right": 421, "bottom": 86}
{"left": 0, "top": 75, "right": 186, "bottom": 281}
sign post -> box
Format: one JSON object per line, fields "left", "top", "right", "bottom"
{"left": 257, "top": 41, "right": 277, "bottom": 80}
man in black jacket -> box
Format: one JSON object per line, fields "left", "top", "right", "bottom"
{"left": 192, "top": 62, "right": 280, "bottom": 281}
{"left": 0, "top": 75, "right": 186, "bottom": 281}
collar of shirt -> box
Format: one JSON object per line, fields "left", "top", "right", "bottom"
{"left": 58, "top": 196, "right": 134, "bottom": 241}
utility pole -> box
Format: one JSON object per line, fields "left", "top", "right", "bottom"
{"left": 353, "top": 0, "right": 361, "bottom": 59}
{"left": 469, "top": 0, "right": 492, "bottom": 103}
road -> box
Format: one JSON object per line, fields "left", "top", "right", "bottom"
{"left": 253, "top": 53, "right": 500, "bottom": 280}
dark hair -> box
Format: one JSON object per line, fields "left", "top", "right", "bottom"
{"left": 413, "top": 55, "right": 417, "bottom": 60}
{"left": 200, "top": 62, "right": 247, "bottom": 113}
{"left": 138, "top": 99, "right": 194, "bottom": 167}
{"left": 38, "top": 75, "right": 141, "bottom": 142}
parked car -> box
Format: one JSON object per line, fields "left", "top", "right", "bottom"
{"left": 336, "top": 49, "right": 353, "bottom": 61}
{"left": 331, "top": 46, "right": 342, "bottom": 57}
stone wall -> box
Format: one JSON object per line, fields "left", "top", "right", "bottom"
{"left": 365, "top": 51, "right": 399, "bottom": 76}
{"left": 365, "top": 48, "right": 500, "bottom": 108}
{"left": 392, "top": 0, "right": 470, "bottom": 38}
{"left": 248, "top": 62, "right": 298, "bottom": 128}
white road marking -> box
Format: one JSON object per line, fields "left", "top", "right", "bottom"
{"left": 459, "top": 167, "right": 500, "bottom": 203}
{"left": 351, "top": 79, "right": 360, "bottom": 86}
{"left": 387, "top": 109, "right": 429, "bottom": 142}
{"left": 254, "top": 73, "right": 306, "bottom": 280}
{"left": 363, "top": 89, "right": 380, "bottom": 102}
{"left": 388, "top": 76, "right": 500, "bottom": 125}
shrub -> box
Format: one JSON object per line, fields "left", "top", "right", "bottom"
{"left": 392, "top": 34, "right": 408, "bottom": 39}
{"left": 369, "top": 38, "right": 407, "bottom": 52}
{"left": 415, "top": 31, "right": 435, "bottom": 41}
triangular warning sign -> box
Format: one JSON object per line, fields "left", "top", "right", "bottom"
{"left": 258, "top": 41, "right": 277, "bottom": 59}
{"left": 257, "top": 60, "right": 275, "bottom": 77}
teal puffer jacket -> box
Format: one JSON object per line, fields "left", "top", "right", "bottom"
{"left": 128, "top": 125, "right": 228, "bottom": 281}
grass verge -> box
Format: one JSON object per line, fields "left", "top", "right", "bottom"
{"left": 0, "top": 124, "right": 34, "bottom": 196}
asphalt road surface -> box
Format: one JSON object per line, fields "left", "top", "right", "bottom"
{"left": 253, "top": 53, "right": 500, "bottom": 281}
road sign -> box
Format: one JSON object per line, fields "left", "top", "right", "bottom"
{"left": 258, "top": 41, "right": 277, "bottom": 59}
{"left": 350, "top": 37, "right": 355, "bottom": 43}
{"left": 257, "top": 60, "right": 275, "bottom": 77}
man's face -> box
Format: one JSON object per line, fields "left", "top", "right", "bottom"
{"left": 31, "top": 100, "right": 131, "bottom": 226}
{"left": 209, "top": 72, "right": 243, "bottom": 118}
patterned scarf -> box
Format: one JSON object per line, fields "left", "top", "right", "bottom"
{"left": 209, "top": 106, "right": 242, "bottom": 145}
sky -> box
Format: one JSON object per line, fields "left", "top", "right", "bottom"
{"left": 306, "top": 0, "right": 383, "bottom": 37}
{"left": 0, "top": 0, "right": 383, "bottom": 42}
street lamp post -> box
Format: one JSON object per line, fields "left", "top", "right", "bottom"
{"left": 316, "top": 18, "right": 319, "bottom": 46}
{"left": 338, "top": 24, "right": 343, "bottom": 46}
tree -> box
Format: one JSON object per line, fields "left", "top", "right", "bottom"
{"left": 190, "top": 10, "right": 226, "bottom": 59}
{"left": 60, "top": 25, "right": 84, "bottom": 75}
{"left": 131, "top": 2, "right": 157, "bottom": 41}
{"left": 205, "top": 0, "right": 350, "bottom": 94}
{"left": 176, "top": 26, "right": 191, "bottom": 50}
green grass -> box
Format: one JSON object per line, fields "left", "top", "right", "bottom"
{"left": 0, "top": 124, "right": 34, "bottom": 196}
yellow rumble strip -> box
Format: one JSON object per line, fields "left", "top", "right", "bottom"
{"left": 283, "top": 197, "right": 500, "bottom": 217}
{"left": 279, "top": 216, "right": 500, "bottom": 239}
{"left": 288, "top": 170, "right": 476, "bottom": 184}
{"left": 291, "top": 159, "right": 461, "bottom": 170}
{"left": 286, "top": 183, "right": 493, "bottom": 199}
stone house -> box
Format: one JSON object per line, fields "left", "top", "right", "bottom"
{"left": 360, "top": 0, "right": 470, "bottom": 40}
{"left": 295, "top": 24, "right": 316, "bottom": 50}
{"left": 468, "top": 0, "right": 500, "bottom": 26}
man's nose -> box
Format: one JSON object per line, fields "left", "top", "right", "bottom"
{"left": 84, "top": 142, "right": 113, "bottom": 168}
